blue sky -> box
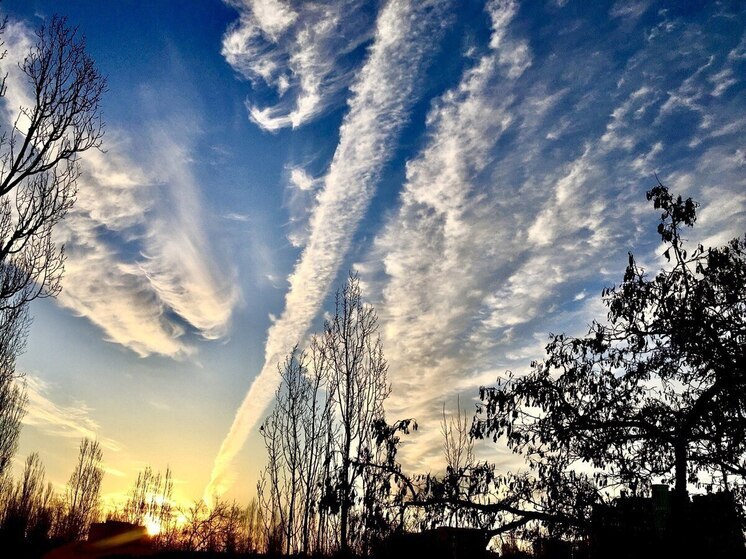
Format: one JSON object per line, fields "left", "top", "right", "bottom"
{"left": 2, "top": 0, "right": 744, "bottom": 507}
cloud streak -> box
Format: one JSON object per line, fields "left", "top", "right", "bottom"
{"left": 206, "top": 0, "right": 451, "bottom": 499}
{"left": 22, "top": 375, "right": 121, "bottom": 452}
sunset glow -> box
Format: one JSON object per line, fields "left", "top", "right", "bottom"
{"left": 0, "top": 0, "right": 741, "bottom": 545}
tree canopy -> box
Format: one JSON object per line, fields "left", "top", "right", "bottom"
{"left": 472, "top": 183, "right": 746, "bottom": 531}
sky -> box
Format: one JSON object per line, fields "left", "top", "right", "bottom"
{"left": 1, "top": 0, "right": 744, "bottom": 509}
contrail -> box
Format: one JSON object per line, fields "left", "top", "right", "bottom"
{"left": 204, "top": 0, "right": 450, "bottom": 501}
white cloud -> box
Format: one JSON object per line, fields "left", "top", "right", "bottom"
{"left": 22, "top": 375, "right": 122, "bottom": 452}
{"left": 53, "top": 131, "right": 239, "bottom": 358}
{"left": 1, "top": 21, "right": 239, "bottom": 358}
{"left": 363, "top": 0, "right": 746, "bottom": 474}
{"left": 367, "top": 0, "right": 541, "bottom": 469}
{"left": 610, "top": 0, "right": 649, "bottom": 20}
{"left": 223, "top": 0, "right": 373, "bottom": 131}
{"left": 206, "top": 0, "right": 451, "bottom": 499}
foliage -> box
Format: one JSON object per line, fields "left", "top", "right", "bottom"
{"left": 472, "top": 183, "right": 746, "bottom": 535}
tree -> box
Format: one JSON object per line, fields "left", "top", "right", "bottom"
{"left": 63, "top": 438, "right": 103, "bottom": 541}
{"left": 257, "top": 344, "right": 334, "bottom": 555}
{"left": 318, "top": 273, "right": 390, "bottom": 554}
{"left": 112, "top": 465, "right": 174, "bottom": 544}
{"left": 472, "top": 184, "right": 746, "bottom": 539}
{"left": 0, "top": 14, "right": 105, "bottom": 308}
{"left": 0, "top": 13, "right": 105, "bottom": 481}
{"left": 0, "top": 452, "right": 54, "bottom": 546}
{"left": 256, "top": 274, "right": 398, "bottom": 555}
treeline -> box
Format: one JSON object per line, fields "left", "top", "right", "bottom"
{"left": 0, "top": 443, "right": 267, "bottom": 555}
{"left": 106, "top": 467, "right": 264, "bottom": 553}
{"left": 249, "top": 186, "right": 746, "bottom": 558}
{"left": 0, "top": 439, "right": 102, "bottom": 553}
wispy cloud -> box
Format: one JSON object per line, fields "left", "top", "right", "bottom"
{"left": 57, "top": 137, "right": 239, "bottom": 358}
{"left": 206, "top": 0, "right": 451, "bottom": 499}
{"left": 365, "top": 0, "right": 746, "bottom": 471}
{"left": 366, "top": 0, "right": 543, "bottom": 468}
{"left": 22, "top": 375, "right": 122, "bottom": 452}
{"left": 1, "top": 21, "right": 239, "bottom": 359}
{"left": 223, "top": 0, "right": 373, "bottom": 131}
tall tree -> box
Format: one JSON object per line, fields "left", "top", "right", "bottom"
{"left": 63, "top": 438, "right": 103, "bottom": 541}
{"left": 472, "top": 184, "right": 746, "bottom": 539}
{"left": 320, "top": 273, "right": 390, "bottom": 554}
{"left": 258, "top": 345, "right": 335, "bottom": 555}
{"left": 256, "top": 274, "right": 396, "bottom": 555}
{"left": 0, "top": 452, "right": 54, "bottom": 545}
{"left": 0, "top": 13, "right": 105, "bottom": 479}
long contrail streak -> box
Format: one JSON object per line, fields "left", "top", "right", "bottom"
{"left": 204, "top": 0, "right": 449, "bottom": 501}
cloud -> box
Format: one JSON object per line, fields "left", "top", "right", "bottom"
{"left": 22, "top": 375, "right": 122, "bottom": 452}
{"left": 53, "top": 131, "right": 239, "bottom": 358}
{"left": 610, "top": 1, "right": 649, "bottom": 20}
{"left": 223, "top": 0, "right": 374, "bottom": 131}
{"left": 1, "top": 21, "right": 239, "bottom": 358}
{"left": 366, "top": 0, "right": 545, "bottom": 468}
{"left": 284, "top": 166, "right": 321, "bottom": 248}
{"left": 206, "top": 0, "right": 451, "bottom": 499}
{"left": 363, "top": 0, "right": 746, "bottom": 472}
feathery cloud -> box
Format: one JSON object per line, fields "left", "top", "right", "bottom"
{"left": 22, "top": 375, "right": 122, "bottom": 452}
{"left": 223, "top": 0, "right": 373, "bottom": 131}
{"left": 1, "top": 21, "right": 239, "bottom": 358}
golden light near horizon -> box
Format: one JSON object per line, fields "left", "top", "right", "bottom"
{"left": 144, "top": 515, "right": 161, "bottom": 537}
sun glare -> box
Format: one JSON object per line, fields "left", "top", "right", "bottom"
{"left": 144, "top": 516, "right": 161, "bottom": 537}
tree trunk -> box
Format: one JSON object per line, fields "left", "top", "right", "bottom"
{"left": 671, "top": 438, "right": 689, "bottom": 554}
{"left": 340, "top": 426, "right": 351, "bottom": 556}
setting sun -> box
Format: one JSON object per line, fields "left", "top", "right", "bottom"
{"left": 144, "top": 516, "right": 161, "bottom": 537}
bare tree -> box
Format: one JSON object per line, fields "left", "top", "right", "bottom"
{"left": 441, "top": 395, "right": 474, "bottom": 475}
{"left": 257, "top": 347, "right": 334, "bottom": 555}
{"left": 439, "top": 395, "right": 475, "bottom": 528}
{"left": 317, "top": 273, "right": 390, "bottom": 554}
{"left": 0, "top": 13, "right": 105, "bottom": 485}
{"left": 0, "top": 367, "right": 26, "bottom": 477}
{"left": 63, "top": 438, "right": 103, "bottom": 541}
{"left": 0, "top": 452, "right": 54, "bottom": 545}
{"left": 0, "top": 14, "right": 105, "bottom": 309}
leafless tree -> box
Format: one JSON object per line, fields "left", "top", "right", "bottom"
{"left": 439, "top": 395, "right": 475, "bottom": 528}
{"left": 105, "top": 465, "right": 175, "bottom": 546}
{"left": 0, "top": 14, "right": 105, "bottom": 310}
{"left": 0, "top": 452, "right": 55, "bottom": 544}
{"left": 320, "top": 273, "right": 390, "bottom": 554}
{"left": 258, "top": 347, "right": 334, "bottom": 555}
{"left": 0, "top": 13, "right": 105, "bottom": 486}
{"left": 63, "top": 438, "right": 103, "bottom": 541}
{"left": 441, "top": 396, "right": 474, "bottom": 474}
{"left": 256, "top": 274, "right": 404, "bottom": 555}
{"left": 0, "top": 366, "right": 26, "bottom": 478}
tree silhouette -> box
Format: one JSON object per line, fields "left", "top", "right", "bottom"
{"left": 257, "top": 274, "right": 398, "bottom": 556}
{"left": 0, "top": 13, "right": 105, "bottom": 485}
{"left": 63, "top": 438, "right": 103, "bottom": 541}
{"left": 472, "top": 183, "right": 746, "bottom": 542}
